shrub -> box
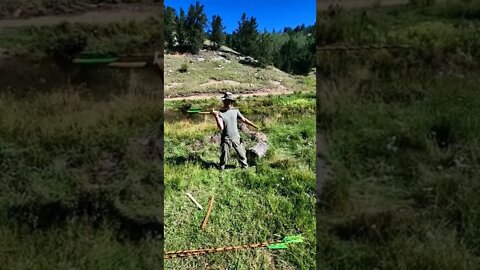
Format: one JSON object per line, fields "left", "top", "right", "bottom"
{"left": 178, "top": 63, "right": 188, "bottom": 73}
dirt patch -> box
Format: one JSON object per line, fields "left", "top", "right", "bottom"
{"left": 269, "top": 80, "right": 281, "bottom": 86}
{"left": 269, "top": 80, "right": 287, "bottom": 90}
{"left": 209, "top": 134, "right": 221, "bottom": 144}
{"left": 164, "top": 89, "right": 301, "bottom": 101}
{"left": 200, "top": 79, "right": 241, "bottom": 88}
{"left": 165, "top": 82, "right": 183, "bottom": 90}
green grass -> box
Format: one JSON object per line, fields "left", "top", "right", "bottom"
{"left": 316, "top": 2, "right": 480, "bottom": 77}
{"left": 164, "top": 53, "right": 314, "bottom": 97}
{"left": 318, "top": 70, "right": 480, "bottom": 270}
{"left": 0, "top": 0, "right": 160, "bottom": 19}
{"left": 317, "top": 2, "right": 480, "bottom": 269}
{"left": 164, "top": 93, "right": 316, "bottom": 269}
{"left": 0, "top": 88, "right": 164, "bottom": 269}
{"left": 0, "top": 16, "right": 163, "bottom": 60}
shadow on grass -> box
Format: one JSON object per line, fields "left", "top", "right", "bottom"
{"left": 166, "top": 155, "right": 237, "bottom": 170}
{"left": 6, "top": 191, "right": 163, "bottom": 243}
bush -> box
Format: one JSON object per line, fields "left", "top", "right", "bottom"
{"left": 178, "top": 63, "right": 188, "bottom": 73}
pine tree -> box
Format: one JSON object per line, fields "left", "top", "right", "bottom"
{"left": 225, "top": 34, "right": 232, "bottom": 48}
{"left": 175, "top": 8, "right": 187, "bottom": 52}
{"left": 278, "top": 37, "right": 299, "bottom": 73}
{"left": 257, "top": 31, "right": 273, "bottom": 67}
{"left": 185, "top": 1, "right": 207, "bottom": 54}
{"left": 232, "top": 13, "right": 260, "bottom": 59}
{"left": 210, "top": 15, "right": 225, "bottom": 50}
{"left": 164, "top": 6, "right": 177, "bottom": 52}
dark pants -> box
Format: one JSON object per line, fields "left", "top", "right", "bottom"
{"left": 220, "top": 138, "right": 248, "bottom": 169}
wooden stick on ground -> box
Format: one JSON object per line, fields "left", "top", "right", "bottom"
{"left": 186, "top": 193, "right": 203, "bottom": 210}
{"left": 201, "top": 194, "right": 215, "bottom": 230}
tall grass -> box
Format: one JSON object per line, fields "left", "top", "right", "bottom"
{"left": 317, "top": 2, "right": 480, "bottom": 269}
{"left": 164, "top": 93, "right": 316, "bottom": 269}
{"left": 0, "top": 88, "right": 163, "bottom": 269}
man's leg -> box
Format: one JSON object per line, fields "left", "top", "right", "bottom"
{"left": 232, "top": 139, "right": 248, "bottom": 169}
{"left": 219, "top": 140, "right": 230, "bottom": 170}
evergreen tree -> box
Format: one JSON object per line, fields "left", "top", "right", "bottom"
{"left": 232, "top": 13, "right": 260, "bottom": 59}
{"left": 278, "top": 37, "right": 299, "bottom": 73}
{"left": 257, "top": 31, "right": 273, "bottom": 67}
{"left": 277, "top": 36, "right": 315, "bottom": 75}
{"left": 164, "top": 3, "right": 315, "bottom": 75}
{"left": 164, "top": 6, "right": 177, "bottom": 52}
{"left": 175, "top": 8, "right": 187, "bottom": 52}
{"left": 210, "top": 15, "right": 225, "bottom": 50}
{"left": 184, "top": 1, "right": 207, "bottom": 54}
{"left": 225, "top": 34, "right": 232, "bottom": 48}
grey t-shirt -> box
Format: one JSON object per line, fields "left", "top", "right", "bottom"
{"left": 219, "top": 108, "right": 243, "bottom": 141}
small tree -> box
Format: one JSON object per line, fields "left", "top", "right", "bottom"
{"left": 210, "top": 15, "right": 225, "bottom": 50}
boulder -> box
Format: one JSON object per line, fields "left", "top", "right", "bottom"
{"left": 247, "top": 141, "right": 268, "bottom": 166}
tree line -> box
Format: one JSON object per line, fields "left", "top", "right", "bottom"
{"left": 164, "top": 1, "right": 315, "bottom": 75}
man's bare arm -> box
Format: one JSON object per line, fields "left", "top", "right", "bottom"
{"left": 212, "top": 109, "right": 224, "bottom": 130}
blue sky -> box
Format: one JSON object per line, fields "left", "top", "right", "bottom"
{"left": 164, "top": 0, "right": 315, "bottom": 33}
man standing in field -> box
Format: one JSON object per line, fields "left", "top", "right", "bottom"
{"left": 212, "top": 92, "right": 258, "bottom": 170}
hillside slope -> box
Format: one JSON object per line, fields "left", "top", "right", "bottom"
{"left": 164, "top": 47, "right": 315, "bottom": 98}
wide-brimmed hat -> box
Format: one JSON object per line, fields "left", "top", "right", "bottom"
{"left": 221, "top": 92, "right": 236, "bottom": 102}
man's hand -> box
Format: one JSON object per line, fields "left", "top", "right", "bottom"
{"left": 212, "top": 108, "right": 220, "bottom": 117}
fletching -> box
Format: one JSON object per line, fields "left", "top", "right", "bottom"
{"left": 267, "top": 235, "right": 303, "bottom": 250}
{"left": 187, "top": 108, "right": 203, "bottom": 113}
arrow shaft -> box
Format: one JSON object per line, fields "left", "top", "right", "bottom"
{"left": 164, "top": 240, "right": 281, "bottom": 259}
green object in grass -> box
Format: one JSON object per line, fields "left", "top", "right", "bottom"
{"left": 267, "top": 235, "right": 304, "bottom": 250}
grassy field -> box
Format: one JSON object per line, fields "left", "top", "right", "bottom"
{"left": 0, "top": 83, "right": 164, "bottom": 269}
{"left": 317, "top": 2, "right": 480, "bottom": 269}
{"left": 164, "top": 93, "right": 316, "bottom": 269}
{"left": 164, "top": 51, "right": 315, "bottom": 97}
{"left": 0, "top": 0, "right": 160, "bottom": 20}
{"left": 0, "top": 16, "right": 162, "bottom": 60}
